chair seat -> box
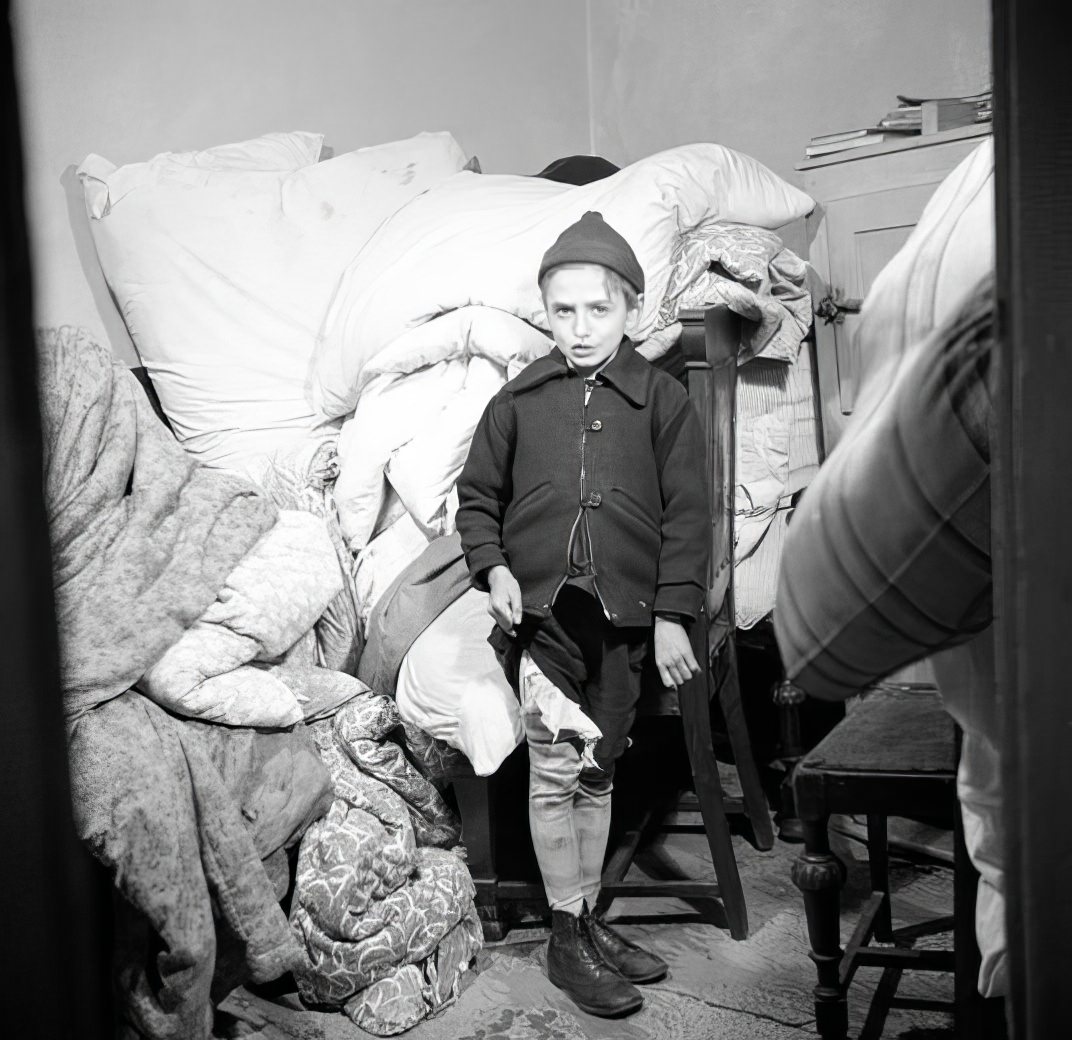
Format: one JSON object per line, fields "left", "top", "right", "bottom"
{"left": 789, "top": 685, "right": 992, "bottom": 1040}
{"left": 793, "top": 688, "right": 957, "bottom": 824}
{"left": 802, "top": 688, "right": 955, "bottom": 774}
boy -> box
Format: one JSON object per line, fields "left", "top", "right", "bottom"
{"left": 456, "top": 211, "right": 711, "bottom": 1017}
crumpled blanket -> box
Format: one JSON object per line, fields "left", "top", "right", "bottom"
{"left": 656, "top": 222, "right": 812, "bottom": 365}
{"left": 68, "top": 691, "right": 333, "bottom": 1040}
{"left": 38, "top": 326, "right": 277, "bottom": 720}
{"left": 290, "top": 694, "right": 483, "bottom": 1036}
{"left": 41, "top": 328, "right": 336, "bottom": 1038}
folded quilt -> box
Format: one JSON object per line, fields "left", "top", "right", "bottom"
{"left": 291, "top": 694, "right": 482, "bottom": 1035}
{"left": 39, "top": 327, "right": 277, "bottom": 720}
{"left": 68, "top": 691, "right": 333, "bottom": 1040}
{"left": 140, "top": 509, "right": 345, "bottom": 726}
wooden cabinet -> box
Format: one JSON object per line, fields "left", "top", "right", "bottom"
{"left": 798, "top": 124, "right": 992, "bottom": 453}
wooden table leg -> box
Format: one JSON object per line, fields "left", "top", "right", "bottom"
{"left": 791, "top": 818, "right": 848, "bottom": 1040}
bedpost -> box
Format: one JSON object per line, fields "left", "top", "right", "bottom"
{"left": 679, "top": 306, "right": 775, "bottom": 851}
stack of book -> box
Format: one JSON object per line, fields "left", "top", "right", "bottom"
{"left": 884, "top": 90, "right": 992, "bottom": 133}
{"left": 804, "top": 88, "right": 992, "bottom": 159}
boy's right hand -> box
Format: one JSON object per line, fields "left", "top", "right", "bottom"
{"left": 487, "top": 565, "right": 524, "bottom": 635}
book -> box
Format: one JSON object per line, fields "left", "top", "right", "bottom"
{"left": 808, "top": 127, "right": 879, "bottom": 146}
{"left": 804, "top": 131, "right": 917, "bottom": 158}
{"left": 921, "top": 97, "right": 988, "bottom": 133}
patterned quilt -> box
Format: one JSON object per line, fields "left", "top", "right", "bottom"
{"left": 290, "top": 694, "right": 483, "bottom": 1035}
{"left": 657, "top": 222, "right": 812, "bottom": 365}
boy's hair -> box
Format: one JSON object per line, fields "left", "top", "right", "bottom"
{"left": 539, "top": 263, "right": 640, "bottom": 312}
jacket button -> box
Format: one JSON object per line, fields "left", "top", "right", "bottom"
{"left": 589, "top": 419, "right": 602, "bottom": 431}
{"left": 587, "top": 491, "right": 602, "bottom": 507}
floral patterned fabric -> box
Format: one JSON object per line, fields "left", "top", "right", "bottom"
{"left": 657, "top": 222, "right": 812, "bottom": 364}
{"left": 290, "top": 694, "right": 482, "bottom": 1035}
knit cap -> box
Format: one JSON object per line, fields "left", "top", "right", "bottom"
{"left": 537, "top": 210, "right": 645, "bottom": 295}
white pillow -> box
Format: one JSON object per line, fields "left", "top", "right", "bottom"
{"left": 395, "top": 587, "right": 523, "bottom": 776}
{"left": 77, "top": 130, "right": 468, "bottom": 480}
{"left": 311, "top": 142, "right": 814, "bottom": 419}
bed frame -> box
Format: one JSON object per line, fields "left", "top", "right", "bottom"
{"left": 452, "top": 304, "right": 775, "bottom": 940}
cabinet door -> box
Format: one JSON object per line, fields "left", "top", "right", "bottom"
{"left": 806, "top": 131, "right": 991, "bottom": 453}
{"left": 813, "top": 182, "right": 943, "bottom": 450}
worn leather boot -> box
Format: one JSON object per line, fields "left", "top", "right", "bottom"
{"left": 546, "top": 909, "right": 644, "bottom": 1017}
{"left": 584, "top": 906, "right": 669, "bottom": 983}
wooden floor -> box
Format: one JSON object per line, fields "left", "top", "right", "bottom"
{"left": 219, "top": 798, "right": 969, "bottom": 1040}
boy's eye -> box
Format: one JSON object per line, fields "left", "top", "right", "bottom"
{"left": 592, "top": 306, "right": 608, "bottom": 316}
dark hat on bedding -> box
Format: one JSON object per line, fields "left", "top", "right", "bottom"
{"left": 538, "top": 210, "right": 645, "bottom": 295}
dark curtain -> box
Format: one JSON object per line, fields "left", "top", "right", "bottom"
{"left": 0, "top": 3, "right": 112, "bottom": 1035}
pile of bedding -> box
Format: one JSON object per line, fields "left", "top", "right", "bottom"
{"left": 79, "top": 129, "right": 818, "bottom": 638}
{"left": 332, "top": 217, "right": 816, "bottom": 643}
{"left": 306, "top": 142, "right": 815, "bottom": 553}
{"left": 44, "top": 327, "right": 481, "bottom": 1037}
{"left": 43, "top": 326, "right": 328, "bottom": 1036}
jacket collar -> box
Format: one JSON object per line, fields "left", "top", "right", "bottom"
{"left": 506, "top": 337, "right": 651, "bottom": 406}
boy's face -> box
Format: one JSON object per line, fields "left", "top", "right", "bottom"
{"left": 542, "top": 264, "right": 642, "bottom": 373}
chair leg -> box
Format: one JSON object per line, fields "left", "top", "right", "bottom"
{"left": 866, "top": 813, "right": 893, "bottom": 941}
{"left": 678, "top": 662, "right": 749, "bottom": 940}
{"left": 792, "top": 818, "right": 848, "bottom": 1040}
{"left": 715, "top": 637, "right": 775, "bottom": 850}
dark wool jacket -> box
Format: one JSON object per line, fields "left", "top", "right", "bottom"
{"left": 455, "top": 338, "right": 711, "bottom": 628}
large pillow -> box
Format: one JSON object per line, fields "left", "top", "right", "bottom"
{"left": 773, "top": 141, "right": 995, "bottom": 700}
{"left": 77, "top": 130, "right": 468, "bottom": 480}
{"left": 394, "top": 588, "right": 523, "bottom": 776}
{"left": 310, "top": 142, "right": 815, "bottom": 419}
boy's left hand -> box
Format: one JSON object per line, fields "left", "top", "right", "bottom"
{"left": 654, "top": 617, "right": 701, "bottom": 688}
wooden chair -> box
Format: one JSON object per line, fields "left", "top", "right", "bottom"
{"left": 790, "top": 685, "right": 1003, "bottom": 1040}
{"left": 455, "top": 306, "right": 774, "bottom": 941}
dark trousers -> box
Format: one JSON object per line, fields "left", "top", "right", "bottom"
{"left": 491, "top": 585, "right": 649, "bottom": 773}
